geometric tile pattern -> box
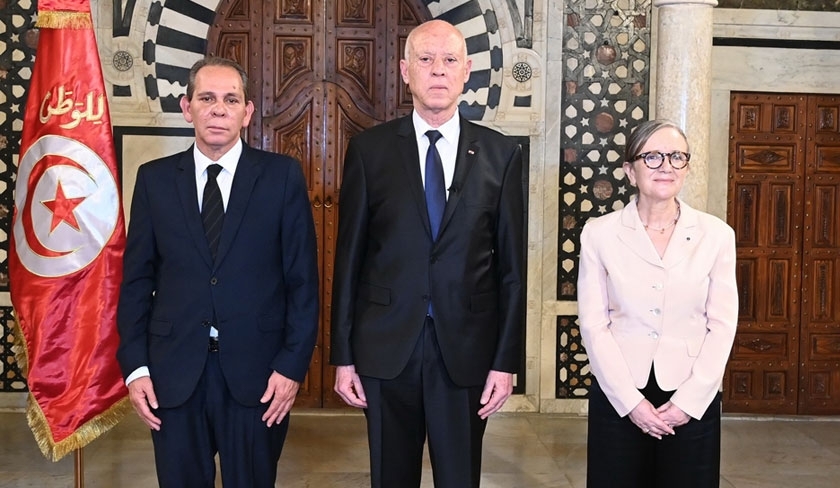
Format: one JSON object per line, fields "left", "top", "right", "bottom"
{"left": 0, "top": 0, "right": 38, "bottom": 294}
{"left": 556, "top": 0, "right": 652, "bottom": 397}
{"left": 0, "top": 0, "right": 37, "bottom": 393}
{"left": 555, "top": 316, "right": 590, "bottom": 398}
{"left": 0, "top": 307, "right": 25, "bottom": 392}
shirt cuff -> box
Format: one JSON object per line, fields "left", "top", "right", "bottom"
{"left": 125, "top": 366, "right": 150, "bottom": 386}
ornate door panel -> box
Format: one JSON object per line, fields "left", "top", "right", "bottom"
{"left": 799, "top": 96, "right": 840, "bottom": 414}
{"left": 208, "top": 0, "right": 429, "bottom": 406}
{"left": 725, "top": 93, "right": 806, "bottom": 414}
{"left": 726, "top": 93, "right": 840, "bottom": 415}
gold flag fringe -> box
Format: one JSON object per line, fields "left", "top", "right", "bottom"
{"left": 35, "top": 11, "right": 92, "bottom": 30}
{"left": 11, "top": 314, "right": 132, "bottom": 461}
{"left": 26, "top": 394, "right": 132, "bottom": 462}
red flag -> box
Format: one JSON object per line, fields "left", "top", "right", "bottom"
{"left": 9, "top": 0, "right": 129, "bottom": 461}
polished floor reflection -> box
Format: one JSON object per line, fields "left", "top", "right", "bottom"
{"left": 1, "top": 410, "right": 839, "bottom": 487}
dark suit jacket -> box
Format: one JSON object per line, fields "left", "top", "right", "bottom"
{"left": 330, "top": 115, "right": 524, "bottom": 387}
{"left": 117, "top": 143, "right": 319, "bottom": 408}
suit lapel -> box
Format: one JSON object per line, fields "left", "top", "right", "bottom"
{"left": 438, "top": 117, "right": 477, "bottom": 238}
{"left": 175, "top": 147, "right": 215, "bottom": 268}
{"left": 214, "top": 144, "right": 262, "bottom": 265}
{"left": 616, "top": 198, "right": 703, "bottom": 269}
{"left": 616, "top": 199, "right": 665, "bottom": 268}
{"left": 661, "top": 199, "right": 702, "bottom": 269}
{"left": 397, "top": 117, "right": 434, "bottom": 239}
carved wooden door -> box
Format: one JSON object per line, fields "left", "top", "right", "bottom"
{"left": 799, "top": 95, "right": 840, "bottom": 415}
{"left": 207, "top": 0, "right": 429, "bottom": 406}
{"left": 725, "top": 92, "right": 840, "bottom": 415}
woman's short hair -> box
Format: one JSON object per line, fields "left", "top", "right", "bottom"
{"left": 624, "top": 119, "right": 689, "bottom": 163}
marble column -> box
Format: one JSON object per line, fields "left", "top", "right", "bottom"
{"left": 653, "top": 0, "right": 716, "bottom": 211}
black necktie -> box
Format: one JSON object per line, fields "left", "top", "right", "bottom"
{"left": 201, "top": 164, "right": 225, "bottom": 260}
{"left": 425, "top": 130, "right": 446, "bottom": 240}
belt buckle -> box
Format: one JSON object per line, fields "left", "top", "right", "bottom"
{"left": 208, "top": 337, "right": 219, "bottom": 352}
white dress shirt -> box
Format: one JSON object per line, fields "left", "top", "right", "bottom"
{"left": 412, "top": 110, "right": 459, "bottom": 200}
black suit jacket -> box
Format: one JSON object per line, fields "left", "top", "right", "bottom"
{"left": 117, "top": 143, "right": 319, "bottom": 408}
{"left": 330, "top": 115, "right": 524, "bottom": 387}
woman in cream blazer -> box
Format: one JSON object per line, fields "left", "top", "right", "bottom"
{"left": 578, "top": 119, "right": 738, "bottom": 488}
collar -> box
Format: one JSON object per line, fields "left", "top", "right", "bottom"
{"left": 193, "top": 138, "right": 243, "bottom": 175}
{"left": 412, "top": 110, "right": 460, "bottom": 145}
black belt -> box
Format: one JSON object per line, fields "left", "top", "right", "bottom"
{"left": 209, "top": 336, "right": 219, "bottom": 352}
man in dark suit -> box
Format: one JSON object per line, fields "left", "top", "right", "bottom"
{"left": 330, "top": 20, "right": 525, "bottom": 488}
{"left": 117, "top": 57, "right": 319, "bottom": 487}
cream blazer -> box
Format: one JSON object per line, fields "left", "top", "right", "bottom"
{"left": 577, "top": 199, "right": 738, "bottom": 419}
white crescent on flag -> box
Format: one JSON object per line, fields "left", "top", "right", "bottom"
{"left": 14, "top": 134, "right": 120, "bottom": 277}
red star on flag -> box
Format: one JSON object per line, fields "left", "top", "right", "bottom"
{"left": 42, "top": 181, "right": 86, "bottom": 232}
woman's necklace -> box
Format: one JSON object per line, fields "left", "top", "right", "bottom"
{"left": 642, "top": 200, "right": 681, "bottom": 234}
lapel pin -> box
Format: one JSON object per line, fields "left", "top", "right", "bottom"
{"left": 468, "top": 149, "right": 475, "bottom": 155}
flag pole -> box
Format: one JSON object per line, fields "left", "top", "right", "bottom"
{"left": 74, "top": 448, "right": 84, "bottom": 488}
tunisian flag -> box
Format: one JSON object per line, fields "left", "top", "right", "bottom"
{"left": 9, "top": 0, "right": 129, "bottom": 461}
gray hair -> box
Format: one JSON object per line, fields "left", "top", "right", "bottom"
{"left": 186, "top": 56, "right": 249, "bottom": 100}
{"left": 625, "top": 119, "right": 690, "bottom": 162}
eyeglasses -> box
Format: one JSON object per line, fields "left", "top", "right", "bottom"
{"left": 631, "top": 151, "right": 691, "bottom": 170}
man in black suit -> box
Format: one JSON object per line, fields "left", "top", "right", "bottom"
{"left": 331, "top": 20, "right": 525, "bottom": 488}
{"left": 117, "top": 57, "right": 319, "bottom": 487}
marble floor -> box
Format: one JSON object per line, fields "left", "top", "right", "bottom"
{"left": 1, "top": 409, "right": 839, "bottom": 487}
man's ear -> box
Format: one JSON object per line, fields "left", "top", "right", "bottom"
{"left": 242, "top": 100, "right": 255, "bottom": 128}
{"left": 180, "top": 96, "right": 193, "bottom": 123}
{"left": 399, "top": 59, "right": 409, "bottom": 84}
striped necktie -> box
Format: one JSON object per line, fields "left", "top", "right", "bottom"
{"left": 201, "top": 164, "right": 225, "bottom": 260}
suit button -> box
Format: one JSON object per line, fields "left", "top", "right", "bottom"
{"left": 202, "top": 320, "right": 211, "bottom": 327}
{"left": 650, "top": 308, "right": 661, "bottom": 316}
{"left": 210, "top": 277, "right": 218, "bottom": 285}
{"left": 649, "top": 331, "right": 659, "bottom": 339}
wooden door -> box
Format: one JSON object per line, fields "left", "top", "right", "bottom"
{"left": 799, "top": 96, "right": 840, "bottom": 414}
{"left": 725, "top": 92, "right": 840, "bottom": 414}
{"left": 207, "top": 0, "right": 429, "bottom": 406}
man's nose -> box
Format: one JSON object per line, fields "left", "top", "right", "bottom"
{"left": 210, "top": 101, "right": 227, "bottom": 116}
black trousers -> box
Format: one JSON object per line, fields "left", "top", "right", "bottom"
{"left": 150, "top": 351, "right": 289, "bottom": 488}
{"left": 586, "top": 372, "right": 721, "bottom": 488}
{"left": 360, "top": 317, "right": 487, "bottom": 488}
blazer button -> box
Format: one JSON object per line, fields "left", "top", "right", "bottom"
{"left": 649, "top": 331, "right": 660, "bottom": 339}
{"left": 210, "top": 277, "right": 218, "bottom": 285}
{"left": 202, "top": 320, "right": 211, "bottom": 327}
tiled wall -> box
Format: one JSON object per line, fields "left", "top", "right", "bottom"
{"left": 555, "top": 0, "right": 653, "bottom": 399}
{"left": 0, "top": 0, "right": 36, "bottom": 395}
